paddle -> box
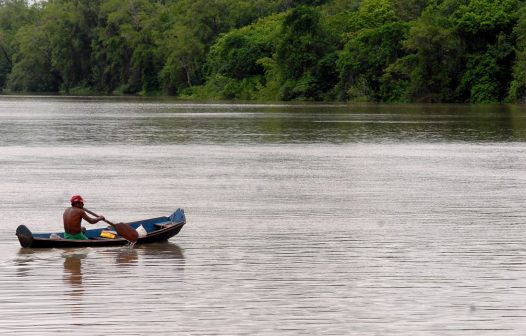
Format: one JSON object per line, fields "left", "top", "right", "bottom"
{"left": 84, "top": 208, "right": 138, "bottom": 243}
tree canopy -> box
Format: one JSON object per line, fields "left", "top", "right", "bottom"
{"left": 1, "top": 0, "right": 526, "bottom": 103}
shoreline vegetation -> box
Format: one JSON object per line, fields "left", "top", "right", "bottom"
{"left": 2, "top": 0, "right": 526, "bottom": 104}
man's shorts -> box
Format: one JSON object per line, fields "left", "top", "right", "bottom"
{"left": 64, "top": 232, "right": 88, "bottom": 240}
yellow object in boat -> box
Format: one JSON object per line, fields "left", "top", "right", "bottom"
{"left": 100, "top": 230, "right": 116, "bottom": 239}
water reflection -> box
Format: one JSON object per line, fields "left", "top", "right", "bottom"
{"left": 58, "top": 243, "right": 184, "bottom": 299}
{"left": 15, "top": 248, "right": 39, "bottom": 278}
{"left": 113, "top": 246, "right": 139, "bottom": 265}
{"left": 62, "top": 251, "right": 86, "bottom": 298}
{"left": 136, "top": 242, "right": 185, "bottom": 260}
{"left": 13, "top": 243, "right": 185, "bottom": 303}
{"left": 3, "top": 98, "right": 526, "bottom": 145}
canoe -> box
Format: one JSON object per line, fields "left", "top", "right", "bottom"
{"left": 16, "top": 209, "right": 186, "bottom": 248}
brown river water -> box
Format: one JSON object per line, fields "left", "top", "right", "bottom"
{"left": 1, "top": 96, "right": 526, "bottom": 335}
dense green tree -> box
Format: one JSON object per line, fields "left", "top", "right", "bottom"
{"left": 157, "top": 0, "right": 259, "bottom": 94}
{"left": 207, "top": 31, "right": 266, "bottom": 80}
{"left": 453, "top": 0, "right": 519, "bottom": 102}
{"left": 91, "top": 0, "right": 136, "bottom": 93}
{"left": 357, "top": 0, "right": 398, "bottom": 27}
{"left": 338, "top": 22, "right": 410, "bottom": 101}
{"left": 277, "top": 6, "right": 325, "bottom": 80}
{"left": 453, "top": 0, "right": 518, "bottom": 39}
{"left": 336, "top": 0, "right": 408, "bottom": 101}
{"left": 393, "top": 0, "right": 429, "bottom": 21}
{"left": 43, "top": 0, "right": 100, "bottom": 92}
{"left": 0, "top": 0, "right": 38, "bottom": 88}
{"left": 203, "top": 14, "right": 281, "bottom": 98}
{"left": 509, "top": 6, "right": 526, "bottom": 102}
{"left": 158, "top": 23, "right": 204, "bottom": 94}
{"left": 401, "top": 5, "right": 464, "bottom": 102}
{"left": 275, "top": 5, "right": 336, "bottom": 100}
{"left": 7, "top": 24, "right": 59, "bottom": 92}
{"left": 458, "top": 33, "right": 515, "bottom": 102}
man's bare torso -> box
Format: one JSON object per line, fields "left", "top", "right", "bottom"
{"left": 63, "top": 207, "right": 84, "bottom": 234}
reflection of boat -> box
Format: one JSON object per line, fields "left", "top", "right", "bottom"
{"left": 136, "top": 242, "right": 185, "bottom": 260}
{"left": 114, "top": 247, "right": 139, "bottom": 265}
{"left": 16, "top": 209, "right": 186, "bottom": 248}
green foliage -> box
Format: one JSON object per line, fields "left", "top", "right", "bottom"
{"left": 0, "top": 0, "right": 526, "bottom": 103}
{"left": 91, "top": 0, "right": 143, "bottom": 93}
{"left": 203, "top": 13, "right": 282, "bottom": 99}
{"left": 43, "top": 0, "right": 100, "bottom": 92}
{"left": 334, "top": 0, "right": 409, "bottom": 101}
{"left": 510, "top": 7, "right": 526, "bottom": 102}
{"left": 458, "top": 33, "right": 515, "bottom": 102}
{"left": 0, "top": 0, "right": 38, "bottom": 88}
{"left": 357, "top": 0, "right": 398, "bottom": 28}
{"left": 198, "top": 74, "right": 263, "bottom": 100}
{"left": 276, "top": 6, "right": 325, "bottom": 79}
{"left": 337, "top": 22, "right": 410, "bottom": 101}
{"left": 454, "top": 0, "right": 519, "bottom": 36}
{"left": 7, "top": 24, "right": 59, "bottom": 92}
{"left": 156, "top": 0, "right": 283, "bottom": 95}
{"left": 275, "top": 5, "right": 337, "bottom": 100}
{"left": 393, "top": 0, "right": 428, "bottom": 21}
{"left": 379, "top": 55, "right": 415, "bottom": 102}
{"left": 257, "top": 56, "right": 281, "bottom": 100}
{"left": 402, "top": 6, "right": 464, "bottom": 102}
{"left": 158, "top": 23, "right": 205, "bottom": 95}
{"left": 207, "top": 31, "right": 266, "bottom": 80}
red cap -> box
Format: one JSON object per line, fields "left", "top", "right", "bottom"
{"left": 70, "top": 195, "right": 85, "bottom": 203}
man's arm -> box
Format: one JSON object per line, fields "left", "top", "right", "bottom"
{"left": 81, "top": 210, "right": 105, "bottom": 224}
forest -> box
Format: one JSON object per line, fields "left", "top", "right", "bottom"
{"left": 1, "top": 0, "right": 526, "bottom": 103}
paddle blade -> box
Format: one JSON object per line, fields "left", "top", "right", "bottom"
{"left": 113, "top": 223, "right": 139, "bottom": 243}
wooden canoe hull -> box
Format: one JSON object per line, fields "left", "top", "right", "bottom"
{"left": 16, "top": 209, "right": 186, "bottom": 248}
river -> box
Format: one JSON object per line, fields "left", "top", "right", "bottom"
{"left": 1, "top": 96, "right": 526, "bottom": 335}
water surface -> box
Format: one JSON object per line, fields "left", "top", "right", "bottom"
{"left": 1, "top": 96, "right": 526, "bottom": 335}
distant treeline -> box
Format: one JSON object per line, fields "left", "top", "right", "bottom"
{"left": 2, "top": 0, "right": 526, "bottom": 103}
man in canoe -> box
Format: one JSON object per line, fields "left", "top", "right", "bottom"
{"left": 63, "top": 195, "right": 105, "bottom": 240}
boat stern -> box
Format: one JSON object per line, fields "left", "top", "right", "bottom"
{"left": 16, "top": 225, "right": 34, "bottom": 248}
